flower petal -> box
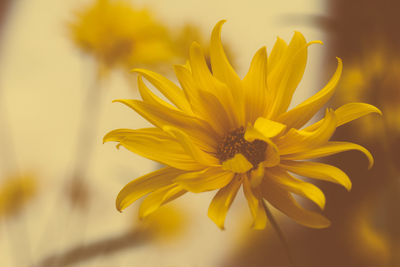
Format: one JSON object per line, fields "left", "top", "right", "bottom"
{"left": 207, "top": 176, "right": 242, "bottom": 229}
{"left": 276, "top": 109, "right": 337, "bottom": 155}
{"left": 174, "top": 168, "right": 234, "bottom": 193}
{"left": 209, "top": 20, "right": 242, "bottom": 94}
{"left": 104, "top": 128, "right": 204, "bottom": 170}
{"left": 276, "top": 57, "right": 342, "bottom": 129}
{"left": 283, "top": 141, "right": 374, "bottom": 169}
{"left": 133, "top": 68, "right": 192, "bottom": 113}
{"left": 304, "top": 102, "right": 382, "bottom": 131}
{"left": 188, "top": 42, "right": 240, "bottom": 129}
{"left": 261, "top": 179, "right": 331, "bottom": 228}
{"left": 116, "top": 167, "right": 185, "bottom": 212}
{"left": 222, "top": 153, "right": 253, "bottom": 173}
{"left": 209, "top": 20, "right": 244, "bottom": 125}
{"left": 266, "top": 167, "right": 326, "bottom": 209}
{"left": 163, "top": 125, "right": 219, "bottom": 166}
{"left": 137, "top": 75, "right": 178, "bottom": 110}
{"left": 267, "top": 31, "right": 322, "bottom": 118}
{"left": 268, "top": 37, "right": 288, "bottom": 74}
{"left": 246, "top": 117, "right": 287, "bottom": 140}
{"left": 243, "top": 47, "right": 268, "bottom": 123}
{"left": 280, "top": 161, "right": 351, "bottom": 191}
{"left": 243, "top": 176, "right": 267, "bottom": 229}
{"left": 249, "top": 165, "right": 265, "bottom": 188}
{"left": 139, "top": 184, "right": 186, "bottom": 218}
{"left": 113, "top": 99, "right": 218, "bottom": 151}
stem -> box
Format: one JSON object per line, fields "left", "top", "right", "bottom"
{"left": 34, "top": 229, "right": 149, "bottom": 267}
{"left": 262, "top": 200, "right": 296, "bottom": 267}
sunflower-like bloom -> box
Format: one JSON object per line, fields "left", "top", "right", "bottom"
{"left": 104, "top": 21, "right": 381, "bottom": 229}
{"left": 69, "top": 0, "right": 175, "bottom": 73}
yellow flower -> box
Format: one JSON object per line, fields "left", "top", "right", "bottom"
{"left": 69, "top": 0, "right": 175, "bottom": 73}
{"left": 104, "top": 21, "right": 381, "bottom": 230}
{"left": 0, "top": 173, "right": 37, "bottom": 218}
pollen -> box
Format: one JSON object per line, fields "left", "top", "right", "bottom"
{"left": 216, "top": 127, "right": 267, "bottom": 168}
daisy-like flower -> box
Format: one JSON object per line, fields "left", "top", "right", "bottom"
{"left": 69, "top": 0, "right": 175, "bottom": 73}
{"left": 104, "top": 21, "right": 381, "bottom": 229}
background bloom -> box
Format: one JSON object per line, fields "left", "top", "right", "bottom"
{"left": 69, "top": 0, "right": 176, "bottom": 74}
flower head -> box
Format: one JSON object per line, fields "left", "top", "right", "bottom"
{"left": 69, "top": 0, "right": 175, "bottom": 73}
{"left": 104, "top": 21, "right": 381, "bottom": 229}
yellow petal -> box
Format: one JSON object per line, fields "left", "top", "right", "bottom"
{"left": 222, "top": 153, "right": 253, "bottom": 173}
{"left": 163, "top": 125, "right": 219, "bottom": 165}
{"left": 137, "top": 75, "right": 177, "bottom": 110}
{"left": 261, "top": 179, "right": 330, "bottom": 228}
{"left": 104, "top": 128, "right": 204, "bottom": 171}
{"left": 116, "top": 167, "right": 185, "bottom": 212}
{"left": 249, "top": 165, "right": 265, "bottom": 188}
{"left": 262, "top": 140, "right": 281, "bottom": 167}
{"left": 267, "top": 31, "right": 322, "bottom": 118}
{"left": 174, "top": 168, "right": 234, "bottom": 193}
{"left": 209, "top": 20, "right": 242, "bottom": 93}
{"left": 188, "top": 42, "right": 240, "bottom": 129}
{"left": 283, "top": 141, "right": 374, "bottom": 169}
{"left": 276, "top": 109, "right": 337, "bottom": 155}
{"left": 133, "top": 68, "right": 192, "bottom": 114}
{"left": 268, "top": 37, "right": 288, "bottom": 74}
{"left": 139, "top": 184, "right": 186, "bottom": 218}
{"left": 305, "top": 102, "right": 382, "bottom": 131}
{"left": 113, "top": 99, "right": 217, "bottom": 151}
{"left": 246, "top": 117, "right": 287, "bottom": 141}
{"left": 243, "top": 176, "right": 267, "bottom": 229}
{"left": 243, "top": 47, "right": 268, "bottom": 123}
{"left": 174, "top": 63, "right": 197, "bottom": 105}
{"left": 280, "top": 161, "right": 351, "bottom": 191}
{"left": 276, "top": 57, "right": 342, "bottom": 129}
{"left": 194, "top": 89, "right": 234, "bottom": 135}
{"left": 209, "top": 20, "right": 244, "bottom": 125}
{"left": 335, "top": 103, "right": 382, "bottom": 126}
{"left": 207, "top": 176, "right": 242, "bottom": 229}
{"left": 266, "top": 167, "right": 326, "bottom": 210}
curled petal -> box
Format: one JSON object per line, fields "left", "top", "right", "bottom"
{"left": 174, "top": 168, "right": 234, "bottom": 193}
{"left": 243, "top": 47, "right": 269, "bottom": 123}
{"left": 113, "top": 99, "right": 218, "bottom": 151}
{"left": 280, "top": 160, "right": 351, "bottom": 191}
{"left": 222, "top": 153, "right": 253, "bottom": 173}
{"left": 116, "top": 167, "right": 186, "bottom": 212}
{"left": 243, "top": 176, "right": 267, "bottom": 229}
{"left": 104, "top": 128, "right": 204, "bottom": 170}
{"left": 163, "top": 126, "right": 219, "bottom": 166}
{"left": 305, "top": 102, "right": 382, "bottom": 131}
{"left": 261, "top": 179, "right": 330, "bottom": 229}
{"left": 282, "top": 141, "right": 374, "bottom": 169}
{"left": 266, "top": 167, "right": 326, "bottom": 210}
{"left": 276, "top": 109, "right": 337, "bottom": 155}
{"left": 133, "top": 68, "right": 192, "bottom": 113}
{"left": 208, "top": 176, "right": 242, "bottom": 230}
{"left": 277, "top": 57, "right": 342, "bottom": 129}
{"left": 139, "top": 184, "right": 186, "bottom": 218}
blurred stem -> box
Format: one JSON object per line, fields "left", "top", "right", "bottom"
{"left": 262, "top": 200, "right": 296, "bottom": 267}
{"left": 69, "top": 68, "right": 103, "bottom": 195}
{"left": 34, "top": 229, "right": 149, "bottom": 267}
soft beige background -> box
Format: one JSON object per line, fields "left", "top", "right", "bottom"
{"left": 0, "top": 0, "right": 329, "bottom": 266}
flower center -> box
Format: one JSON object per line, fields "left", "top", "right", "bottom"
{"left": 216, "top": 127, "right": 267, "bottom": 168}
